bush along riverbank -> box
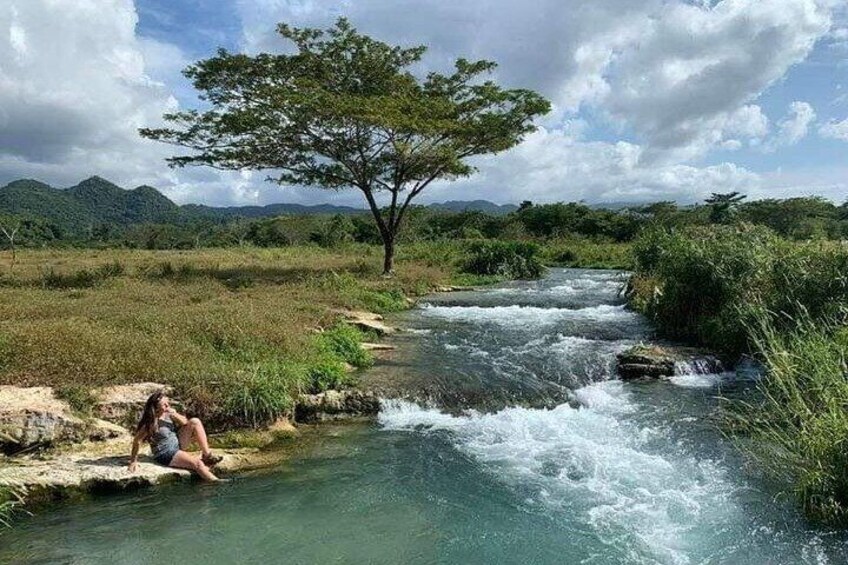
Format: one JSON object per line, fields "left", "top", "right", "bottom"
{"left": 627, "top": 224, "right": 848, "bottom": 523}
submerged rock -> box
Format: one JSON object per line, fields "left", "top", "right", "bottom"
{"left": 295, "top": 390, "right": 381, "bottom": 423}
{"left": 616, "top": 345, "right": 724, "bottom": 381}
{"left": 0, "top": 386, "right": 126, "bottom": 454}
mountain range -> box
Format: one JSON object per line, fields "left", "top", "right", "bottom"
{"left": 0, "top": 176, "right": 521, "bottom": 233}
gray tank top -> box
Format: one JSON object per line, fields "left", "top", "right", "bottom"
{"left": 149, "top": 415, "right": 179, "bottom": 456}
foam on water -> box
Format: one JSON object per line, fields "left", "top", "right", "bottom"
{"left": 668, "top": 373, "right": 730, "bottom": 389}
{"left": 420, "top": 303, "right": 635, "bottom": 327}
{"left": 487, "top": 277, "right": 623, "bottom": 297}
{"left": 379, "top": 382, "right": 741, "bottom": 564}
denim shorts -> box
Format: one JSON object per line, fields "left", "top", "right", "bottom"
{"left": 153, "top": 448, "right": 178, "bottom": 466}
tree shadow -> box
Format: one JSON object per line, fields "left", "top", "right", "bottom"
{"left": 148, "top": 263, "right": 359, "bottom": 290}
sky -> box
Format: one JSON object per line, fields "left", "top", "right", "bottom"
{"left": 0, "top": 0, "right": 846, "bottom": 208}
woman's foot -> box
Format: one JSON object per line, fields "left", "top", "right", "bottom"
{"left": 202, "top": 452, "right": 223, "bottom": 466}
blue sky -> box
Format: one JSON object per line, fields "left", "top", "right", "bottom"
{"left": 0, "top": 0, "right": 846, "bottom": 207}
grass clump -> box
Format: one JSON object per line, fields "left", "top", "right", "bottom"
{"left": 629, "top": 225, "right": 848, "bottom": 356}
{"left": 40, "top": 261, "right": 125, "bottom": 289}
{"left": 55, "top": 384, "right": 98, "bottom": 416}
{"left": 219, "top": 361, "right": 301, "bottom": 429}
{"left": 541, "top": 240, "right": 634, "bottom": 270}
{"left": 316, "top": 323, "right": 373, "bottom": 369}
{"left": 0, "top": 486, "right": 22, "bottom": 528}
{"left": 462, "top": 240, "right": 546, "bottom": 279}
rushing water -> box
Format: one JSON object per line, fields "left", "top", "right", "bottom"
{"left": 2, "top": 269, "right": 847, "bottom": 564}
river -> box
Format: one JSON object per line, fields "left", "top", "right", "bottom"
{"left": 2, "top": 268, "right": 847, "bottom": 564}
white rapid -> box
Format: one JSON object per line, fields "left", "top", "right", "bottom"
{"left": 378, "top": 268, "right": 845, "bottom": 564}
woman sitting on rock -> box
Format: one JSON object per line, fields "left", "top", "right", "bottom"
{"left": 128, "top": 390, "right": 222, "bottom": 481}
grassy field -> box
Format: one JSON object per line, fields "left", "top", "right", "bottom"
{"left": 0, "top": 244, "right": 468, "bottom": 426}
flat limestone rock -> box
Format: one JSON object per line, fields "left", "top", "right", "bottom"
{"left": 434, "top": 285, "right": 474, "bottom": 293}
{"left": 336, "top": 310, "right": 384, "bottom": 322}
{"left": 361, "top": 342, "right": 395, "bottom": 351}
{"left": 0, "top": 386, "right": 89, "bottom": 453}
{"left": 335, "top": 310, "right": 398, "bottom": 336}
{"left": 0, "top": 437, "right": 286, "bottom": 503}
{"left": 349, "top": 319, "right": 397, "bottom": 336}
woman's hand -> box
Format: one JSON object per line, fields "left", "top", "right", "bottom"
{"left": 128, "top": 460, "right": 138, "bottom": 473}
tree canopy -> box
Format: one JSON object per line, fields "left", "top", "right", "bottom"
{"left": 140, "top": 18, "right": 551, "bottom": 273}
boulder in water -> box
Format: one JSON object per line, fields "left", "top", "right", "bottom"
{"left": 616, "top": 345, "right": 724, "bottom": 381}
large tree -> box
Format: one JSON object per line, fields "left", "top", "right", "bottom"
{"left": 140, "top": 18, "right": 550, "bottom": 273}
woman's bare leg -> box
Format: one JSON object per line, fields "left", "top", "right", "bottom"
{"left": 169, "top": 450, "right": 218, "bottom": 481}
{"left": 178, "top": 417, "right": 212, "bottom": 457}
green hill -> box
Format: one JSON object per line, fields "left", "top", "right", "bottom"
{"left": 0, "top": 176, "right": 524, "bottom": 235}
{"left": 0, "top": 179, "right": 92, "bottom": 231}
{"left": 0, "top": 177, "right": 190, "bottom": 234}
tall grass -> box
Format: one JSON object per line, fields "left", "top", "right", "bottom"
{"left": 728, "top": 315, "right": 848, "bottom": 523}
{"left": 0, "top": 246, "right": 445, "bottom": 431}
{"left": 462, "top": 240, "right": 546, "bottom": 279}
{"left": 629, "top": 224, "right": 848, "bottom": 522}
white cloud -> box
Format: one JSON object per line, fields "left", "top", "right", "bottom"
{"left": 764, "top": 101, "right": 817, "bottom": 150}
{"left": 0, "top": 0, "right": 842, "bottom": 207}
{"left": 0, "top": 1, "right": 174, "bottom": 179}
{"left": 235, "top": 0, "right": 834, "bottom": 200}
{"left": 417, "top": 127, "right": 761, "bottom": 205}
{"left": 601, "top": 1, "right": 829, "bottom": 161}
{"left": 819, "top": 117, "right": 848, "bottom": 140}
{"left": 0, "top": 0, "right": 287, "bottom": 207}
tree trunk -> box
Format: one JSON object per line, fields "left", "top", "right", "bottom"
{"left": 382, "top": 235, "right": 395, "bottom": 275}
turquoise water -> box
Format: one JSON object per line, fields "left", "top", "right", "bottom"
{"left": 2, "top": 269, "right": 847, "bottom": 564}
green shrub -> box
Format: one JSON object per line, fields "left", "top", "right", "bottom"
{"left": 306, "top": 357, "right": 353, "bottom": 393}
{"left": 462, "top": 240, "right": 545, "bottom": 279}
{"left": 629, "top": 225, "right": 848, "bottom": 355}
{"left": 317, "top": 271, "right": 408, "bottom": 313}
{"left": 541, "top": 240, "right": 633, "bottom": 269}
{"left": 40, "top": 261, "right": 125, "bottom": 289}
{"left": 317, "top": 323, "right": 373, "bottom": 369}
{"left": 55, "top": 384, "right": 98, "bottom": 416}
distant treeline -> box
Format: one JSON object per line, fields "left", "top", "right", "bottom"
{"left": 1, "top": 189, "right": 847, "bottom": 250}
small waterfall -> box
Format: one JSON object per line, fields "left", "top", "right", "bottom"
{"left": 673, "top": 356, "right": 724, "bottom": 376}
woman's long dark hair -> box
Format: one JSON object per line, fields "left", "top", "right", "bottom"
{"left": 136, "top": 390, "right": 164, "bottom": 441}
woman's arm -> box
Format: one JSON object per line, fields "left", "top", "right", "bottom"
{"left": 128, "top": 430, "right": 144, "bottom": 473}
{"left": 168, "top": 408, "right": 188, "bottom": 426}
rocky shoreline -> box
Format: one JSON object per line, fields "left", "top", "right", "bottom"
{"left": 0, "top": 310, "right": 400, "bottom": 508}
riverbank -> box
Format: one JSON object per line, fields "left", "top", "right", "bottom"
{"left": 627, "top": 225, "right": 848, "bottom": 523}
